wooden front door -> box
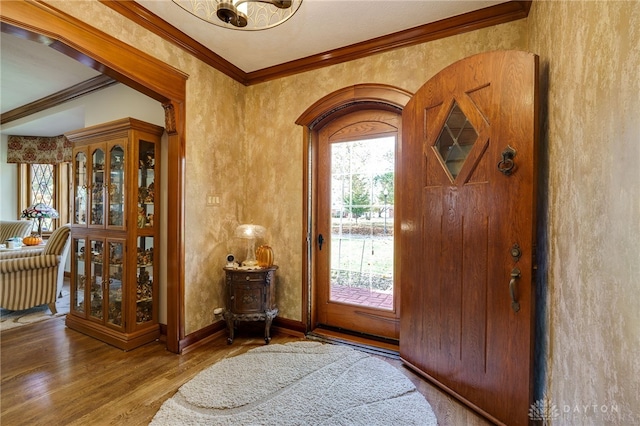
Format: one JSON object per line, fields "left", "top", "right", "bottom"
{"left": 399, "top": 50, "right": 539, "bottom": 425}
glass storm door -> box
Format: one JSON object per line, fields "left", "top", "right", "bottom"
{"left": 315, "top": 109, "right": 400, "bottom": 340}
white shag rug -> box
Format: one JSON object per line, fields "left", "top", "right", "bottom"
{"left": 151, "top": 341, "right": 437, "bottom": 426}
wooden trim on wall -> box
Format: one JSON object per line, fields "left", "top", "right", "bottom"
{"left": 1, "top": 75, "right": 117, "bottom": 125}
{"left": 101, "top": 1, "right": 532, "bottom": 86}
{"left": 0, "top": 0, "right": 187, "bottom": 354}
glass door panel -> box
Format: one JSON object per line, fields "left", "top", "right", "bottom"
{"left": 73, "top": 238, "right": 86, "bottom": 314}
{"left": 108, "top": 145, "right": 125, "bottom": 227}
{"left": 330, "top": 136, "right": 395, "bottom": 310}
{"left": 74, "top": 151, "right": 87, "bottom": 225}
{"left": 91, "top": 148, "right": 105, "bottom": 226}
{"left": 107, "top": 241, "right": 124, "bottom": 327}
{"left": 89, "top": 240, "right": 104, "bottom": 320}
{"left": 137, "top": 140, "right": 156, "bottom": 229}
{"left": 136, "top": 236, "right": 154, "bottom": 324}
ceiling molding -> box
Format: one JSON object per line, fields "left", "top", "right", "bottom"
{"left": 1, "top": 74, "right": 117, "bottom": 125}
{"left": 99, "top": 0, "right": 248, "bottom": 85}
{"left": 102, "top": 1, "right": 532, "bottom": 86}
{"left": 247, "top": 1, "right": 532, "bottom": 85}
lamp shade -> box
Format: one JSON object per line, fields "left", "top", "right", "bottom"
{"left": 234, "top": 224, "right": 267, "bottom": 267}
{"left": 21, "top": 203, "right": 59, "bottom": 220}
{"left": 21, "top": 203, "right": 59, "bottom": 236}
{"left": 234, "top": 224, "right": 266, "bottom": 239}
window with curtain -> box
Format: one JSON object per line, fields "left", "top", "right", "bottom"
{"left": 7, "top": 135, "right": 71, "bottom": 233}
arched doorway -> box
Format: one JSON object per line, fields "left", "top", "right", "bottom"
{"left": 1, "top": 1, "right": 187, "bottom": 353}
{"left": 296, "top": 84, "right": 411, "bottom": 341}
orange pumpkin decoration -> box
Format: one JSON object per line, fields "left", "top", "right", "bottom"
{"left": 256, "top": 245, "right": 274, "bottom": 268}
{"left": 23, "top": 235, "right": 43, "bottom": 246}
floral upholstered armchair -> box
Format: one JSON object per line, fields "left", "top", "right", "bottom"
{"left": 0, "top": 224, "right": 71, "bottom": 314}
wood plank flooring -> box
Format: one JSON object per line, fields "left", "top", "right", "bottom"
{"left": 1, "top": 317, "right": 491, "bottom": 425}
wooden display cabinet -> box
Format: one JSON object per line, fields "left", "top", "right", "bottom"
{"left": 65, "top": 118, "right": 163, "bottom": 350}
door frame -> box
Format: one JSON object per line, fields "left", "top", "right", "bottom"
{"left": 296, "top": 84, "right": 412, "bottom": 333}
{"left": 1, "top": 1, "right": 187, "bottom": 353}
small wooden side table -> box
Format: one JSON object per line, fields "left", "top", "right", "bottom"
{"left": 223, "top": 266, "right": 278, "bottom": 344}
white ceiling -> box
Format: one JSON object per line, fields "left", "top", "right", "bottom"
{"left": 1, "top": 0, "right": 507, "bottom": 136}
{"left": 0, "top": 33, "right": 101, "bottom": 136}
{"left": 138, "top": 0, "right": 506, "bottom": 73}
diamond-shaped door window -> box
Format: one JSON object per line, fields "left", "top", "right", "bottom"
{"left": 435, "top": 102, "right": 478, "bottom": 179}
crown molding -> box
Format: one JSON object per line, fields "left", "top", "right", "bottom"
{"left": 100, "top": 1, "right": 531, "bottom": 86}
{"left": 247, "top": 1, "right": 532, "bottom": 85}
{"left": 1, "top": 74, "right": 117, "bottom": 125}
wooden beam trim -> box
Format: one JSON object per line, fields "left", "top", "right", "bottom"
{"left": 1, "top": 75, "right": 117, "bottom": 125}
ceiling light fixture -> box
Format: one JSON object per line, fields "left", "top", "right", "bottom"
{"left": 172, "top": 0, "right": 303, "bottom": 30}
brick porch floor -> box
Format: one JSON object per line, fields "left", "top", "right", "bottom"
{"left": 330, "top": 284, "right": 394, "bottom": 310}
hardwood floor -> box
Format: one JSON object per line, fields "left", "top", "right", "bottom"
{"left": 1, "top": 318, "right": 491, "bottom": 425}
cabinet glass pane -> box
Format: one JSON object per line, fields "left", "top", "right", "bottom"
{"left": 108, "top": 241, "right": 124, "bottom": 326}
{"left": 73, "top": 238, "right": 85, "bottom": 314}
{"left": 89, "top": 240, "right": 104, "bottom": 320}
{"left": 136, "top": 236, "right": 154, "bottom": 324}
{"left": 137, "top": 140, "right": 155, "bottom": 229}
{"left": 91, "top": 149, "right": 105, "bottom": 225}
{"left": 108, "top": 145, "right": 125, "bottom": 227}
{"left": 74, "top": 152, "right": 87, "bottom": 225}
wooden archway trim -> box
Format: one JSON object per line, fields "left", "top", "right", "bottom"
{"left": 296, "top": 84, "right": 412, "bottom": 128}
{"left": 296, "top": 83, "right": 412, "bottom": 332}
{"left": 1, "top": 0, "right": 187, "bottom": 353}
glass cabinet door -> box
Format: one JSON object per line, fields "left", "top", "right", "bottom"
{"left": 91, "top": 148, "right": 105, "bottom": 226}
{"left": 72, "top": 238, "right": 86, "bottom": 314}
{"left": 107, "top": 240, "right": 124, "bottom": 328}
{"left": 74, "top": 151, "right": 87, "bottom": 225}
{"left": 89, "top": 240, "right": 104, "bottom": 320}
{"left": 137, "top": 140, "right": 156, "bottom": 229}
{"left": 136, "top": 236, "right": 154, "bottom": 324}
{"left": 108, "top": 144, "right": 125, "bottom": 227}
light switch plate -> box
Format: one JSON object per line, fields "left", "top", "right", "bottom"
{"left": 206, "top": 194, "right": 221, "bottom": 206}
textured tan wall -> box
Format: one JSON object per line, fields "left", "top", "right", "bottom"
{"left": 528, "top": 1, "right": 640, "bottom": 423}
{"left": 243, "top": 21, "right": 528, "bottom": 320}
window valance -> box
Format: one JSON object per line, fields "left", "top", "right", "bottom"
{"left": 7, "top": 135, "right": 71, "bottom": 164}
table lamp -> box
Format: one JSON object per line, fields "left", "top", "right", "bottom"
{"left": 234, "top": 224, "right": 266, "bottom": 267}
{"left": 21, "top": 203, "right": 59, "bottom": 236}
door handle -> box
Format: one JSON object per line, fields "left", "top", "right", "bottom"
{"left": 509, "top": 268, "right": 521, "bottom": 313}
{"left": 497, "top": 145, "right": 517, "bottom": 175}
{"left": 317, "top": 234, "right": 324, "bottom": 251}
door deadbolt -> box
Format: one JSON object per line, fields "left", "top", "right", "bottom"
{"left": 510, "top": 244, "right": 522, "bottom": 262}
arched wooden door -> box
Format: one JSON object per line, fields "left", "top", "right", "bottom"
{"left": 399, "top": 51, "right": 539, "bottom": 425}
